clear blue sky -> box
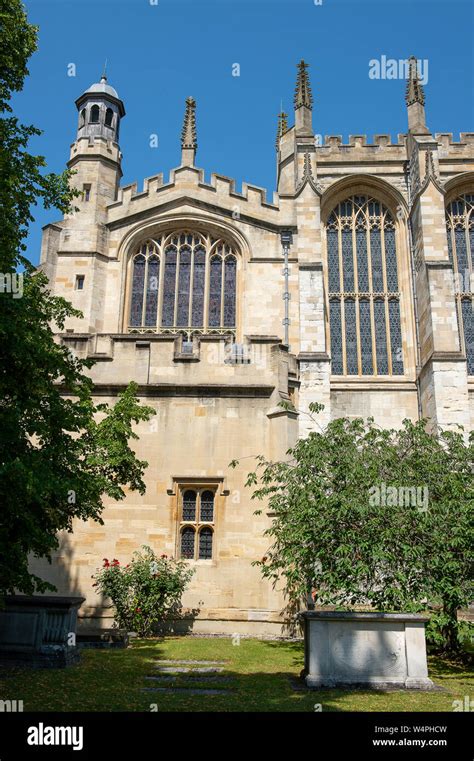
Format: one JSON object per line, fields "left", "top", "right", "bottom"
{"left": 15, "top": 0, "right": 474, "bottom": 265}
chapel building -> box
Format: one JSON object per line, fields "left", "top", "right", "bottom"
{"left": 37, "top": 59, "right": 474, "bottom": 634}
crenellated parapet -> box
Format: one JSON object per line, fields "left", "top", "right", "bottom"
{"left": 106, "top": 164, "right": 280, "bottom": 226}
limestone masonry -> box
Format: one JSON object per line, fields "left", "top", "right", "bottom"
{"left": 34, "top": 59, "right": 474, "bottom": 634}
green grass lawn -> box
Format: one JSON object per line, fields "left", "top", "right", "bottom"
{"left": 1, "top": 637, "right": 472, "bottom": 712}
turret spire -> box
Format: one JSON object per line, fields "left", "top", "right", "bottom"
{"left": 275, "top": 110, "right": 288, "bottom": 151}
{"left": 294, "top": 60, "right": 313, "bottom": 110}
{"left": 405, "top": 56, "right": 429, "bottom": 134}
{"left": 294, "top": 60, "right": 313, "bottom": 135}
{"left": 405, "top": 56, "right": 425, "bottom": 106}
{"left": 181, "top": 96, "right": 197, "bottom": 166}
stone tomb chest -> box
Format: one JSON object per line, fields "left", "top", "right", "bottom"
{"left": 300, "top": 611, "right": 434, "bottom": 689}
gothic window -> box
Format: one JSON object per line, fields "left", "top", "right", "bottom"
{"left": 105, "top": 108, "right": 113, "bottom": 127}
{"left": 90, "top": 105, "right": 100, "bottom": 123}
{"left": 178, "top": 487, "right": 215, "bottom": 560}
{"left": 446, "top": 194, "right": 474, "bottom": 375}
{"left": 128, "top": 232, "right": 238, "bottom": 340}
{"left": 326, "top": 195, "right": 404, "bottom": 376}
{"left": 79, "top": 109, "right": 86, "bottom": 127}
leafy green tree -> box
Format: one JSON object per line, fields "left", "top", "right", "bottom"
{"left": 0, "top": 1, "right": 154, "bottom": 596}
{"left": 239, "top": 405, "right": 473, "bottom": 653}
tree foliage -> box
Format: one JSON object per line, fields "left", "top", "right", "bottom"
{"left": 0, "top": 1, "right": 154, "bottom": 596}
{"left": 242, "top": 406, "right": 474, "bottom": 652}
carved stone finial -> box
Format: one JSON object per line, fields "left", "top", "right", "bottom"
{"left": 181, "top": 96, "right": 197, "bottom": 149}
{"left": 294, "top": 60, "right": 313, "bottom": 110}
{"left": 405, "top": 56, "right": 425, "bottom": 106}
{"left": 275, "top": 110, "right": 288, "bottom": 150}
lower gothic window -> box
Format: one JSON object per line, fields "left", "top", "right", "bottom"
{"left": 179, "top": 488, "right": 215, "bottom": 560}
{"left": 128, "top": 232, "right": 237, "bottom": 340}
{"left": 446, "top": 194, "right": 474, "bottom": 375}
{"left": 326, "top": 195, "right": 404, "bottom": 376}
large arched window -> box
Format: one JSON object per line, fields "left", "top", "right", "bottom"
{"left": 326, "top": 195, "right": 404, "bottom": 376}
{"left": 446, "top": 193, "right": 474, "bottom": 375}
{"left": 128, "top": 232, "right": 238, "bottom": 339}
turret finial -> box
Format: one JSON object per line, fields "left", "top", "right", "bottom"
{"left": 405, "top": 56, "right": 425, "bottom": 106}
{"left": 276, "top": 110, "right": 288, "bottom": 151}
{"left": 101, "top": 59, "right": 108, "bottom": 83}
{"left": 181, "top": 96, "right": 197, "bottom": 166}
{"left": 294, "top": 60, "right": 313, "bottom": 110}
{"left": 405, "top": 56, "right": 429, "bottom": 134}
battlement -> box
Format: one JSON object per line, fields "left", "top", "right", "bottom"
{"left": 321, "top": 134, "right": 406, "bottom": 148}
{"left": 106, "top": 164, "right": 280, "bottom": 220}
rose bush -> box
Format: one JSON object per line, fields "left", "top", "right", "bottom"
{"left": 93, "top": 545, "right": 194, "bottom": 636}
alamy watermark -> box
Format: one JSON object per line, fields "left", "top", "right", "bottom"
{"left": 369, "top": 56, "right": 429, "bottom": 85}
{"left": 0, "top": 272, "right": 23, "bottom": 299}
{"left": 369, "top": 482, "right": 429, "bottom": 513}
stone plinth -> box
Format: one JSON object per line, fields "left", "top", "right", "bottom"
{"left": 300, "top": 611, "right": 434, "bottom": 689}
{"left": 0, "top": 595, "right": 85, "bottom": 668}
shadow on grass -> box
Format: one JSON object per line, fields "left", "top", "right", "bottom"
{"left": 1, "top": 640, "right": 471, "bottom": 713}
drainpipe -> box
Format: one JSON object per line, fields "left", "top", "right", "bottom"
{"left": 280, "top": 230, "right": 293, "bottom": 349}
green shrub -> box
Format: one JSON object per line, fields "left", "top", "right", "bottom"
{"left": 93, "top": 545, "right": 194, "bottom": 636}
{"left": 426, "top": 611, "right": 474, "bottom": 655}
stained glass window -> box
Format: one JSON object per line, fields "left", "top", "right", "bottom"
{"left": 374, "top": 299, "right": 389, "bottom": 374}
{"left": 327, "top": 221, "right": 340, "bottom": 292}
{"left": 329, "top": 299, "right": 343, "bottom": 375}
{"left": 130, "top": 255, "right": 146, "bottom": 327}
{"left": 176, "top": 247, "right": 191, "bottom": 326}
{"left": 198, "top": 528, "right": 213, "bottom": 560}
{"left": 446, "top": 194, "right": 474, "bottom": 374}
{"left": 345, "top": 299, "right": 358, "bottom": 375}
{"left": 128, "top": 233, "right": 237, "bottom": 338}
{"left": 342, "top": 229, "right": 354, "bottom": 292}
{"left": 461, "top": 299, "right": 474, "bottom": 375}
{"left": 389, "top": 300, "right": 404, "bottom": 375}
{"left": 162, "top": 247, "right": 177, "bottom": 327}
{"left": 384, "top": 223, "right": 398, "bottom": 291}
{"left": 326, "top": 195, "right": 404, "bottom": 376}
{"left": 145, "top": 255, "right": 159, "bottom": 327}
{"left": 192, "top": 248, "right": 205, "bottom": 326}
{"left": 223, "top": 256, "right": 237, "bottom": 327}
{"left": 359, "top": 299, "right": 373, "bottom": 374}
{"left": 356, "top": 227, "right": 369, "bottom": 292}
{"left": 209, "top": 256, "right": 222, "bottom": 327}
